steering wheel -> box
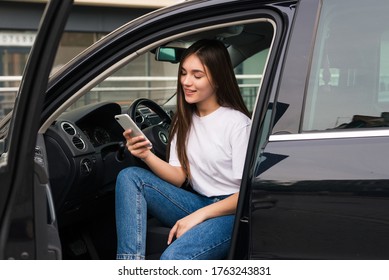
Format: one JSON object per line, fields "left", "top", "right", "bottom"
{"left": 128, "top": 98, "right": 172, "bottom": 160}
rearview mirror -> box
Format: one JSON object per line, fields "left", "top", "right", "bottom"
{"left": 155, "top": 46, "right": 186, "bottom": 63}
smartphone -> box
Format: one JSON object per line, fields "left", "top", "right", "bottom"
{"left": 114, "top": 114, "right": 152, "bottom": 147}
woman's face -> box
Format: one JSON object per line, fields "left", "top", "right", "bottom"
{"left": 180, "top": 54, "right": 217, "bottom": 108}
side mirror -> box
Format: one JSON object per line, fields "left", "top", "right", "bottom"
{"left": 155, "top": 46, "right": 186, "bottom": 63}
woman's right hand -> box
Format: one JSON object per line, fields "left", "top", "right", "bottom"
{"left": 123, "top": 129, "right": 153, "bottom": 160}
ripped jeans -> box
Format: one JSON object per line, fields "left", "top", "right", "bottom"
{"left": 115, "top": 167, "right": 234, "bottom": 260}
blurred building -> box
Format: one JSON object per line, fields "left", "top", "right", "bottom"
{"left": 0, "top": 0, "right": 183, "bottom": 116}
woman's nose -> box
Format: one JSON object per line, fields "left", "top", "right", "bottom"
{"left": 182, "top": 75, "right": 192, "bottom": 86}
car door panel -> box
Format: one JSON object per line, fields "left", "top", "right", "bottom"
{"left": 249, "top": 136, "right": 389, "bottom": 259}
{"left": 0, "top": 0, "right": 72, "bottom": 259}
{"left": 244, "top": 0, "right": 389, "bottom": 260}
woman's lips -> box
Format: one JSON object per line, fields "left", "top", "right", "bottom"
{"left": 184, "top": 89, "right": 196, "bottom": 96}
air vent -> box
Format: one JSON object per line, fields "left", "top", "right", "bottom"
{"left": 72, "top": 136, "right": 85, "bottom": 150}
{"left": 61, "top": 122, "right": 76, "bottom": 136}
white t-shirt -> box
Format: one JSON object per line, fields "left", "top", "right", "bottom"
{"left": 169, "top": 106, "right": 251, "bottom": 197}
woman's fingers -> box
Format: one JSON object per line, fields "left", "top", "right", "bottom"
{"left": 124, "top": 130, "right": 150, "bottom": 149}
{"left": 167, "top": 223, "right": 178, "bottom": 245}
{"left": 167, "top": 211, "right": 207, "bottom": 245}
{"left": 123, "top": 129, "right": 152, "bottom": 160}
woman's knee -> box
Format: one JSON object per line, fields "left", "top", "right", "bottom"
{"left": 117, "top": 166, "right": 145, "bottom": 185}
{"left": 118, "top": 166, "right": 144, "bottom": 179}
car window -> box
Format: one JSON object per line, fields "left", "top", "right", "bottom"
{"left": 303, "top": 0, "right": 389, "bottom": 131}
{"left": 236, "top": 49, "right": 268, "bottom": 112}
{"left": 68, "top": 50, "right": 267, "bottom": 113}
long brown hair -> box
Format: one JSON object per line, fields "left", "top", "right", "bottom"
{"left": 167, "top": 39, "right": 250, "bottom": 179}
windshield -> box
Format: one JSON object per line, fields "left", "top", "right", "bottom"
{"left": 64, "top": 43, "right": 265, "bottom": 115}
{"left": 68, "top": 53, "right": 179, "bottom": 111}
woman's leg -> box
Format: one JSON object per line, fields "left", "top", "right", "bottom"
{"left": 115, "top": 166, "right": 213, "bottom": 260}
{"left": 115, "top": 167, "right": 149, "bottom": 260}
{"left": 160, "top": 215, "right": 235, "bottom": 260}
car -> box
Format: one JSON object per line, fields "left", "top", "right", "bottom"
{"left": 0, "top": 0, "right": 389, "bottom": 260}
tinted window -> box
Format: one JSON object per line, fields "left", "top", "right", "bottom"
{"left": 303, "top": 0, "right": 389, "bottom": 131}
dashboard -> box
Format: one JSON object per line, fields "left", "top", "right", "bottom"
{"left": 43, "top": 102, "right": 158, "bottom": 218}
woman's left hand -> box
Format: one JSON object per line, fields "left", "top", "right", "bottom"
{"left": 167, "top": 210, "right": 206, "bottom": 245}
{"left": 167, "top": 193, "right": 239, "bottom": 245}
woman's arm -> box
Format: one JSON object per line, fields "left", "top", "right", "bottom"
{"left": 143, "top": 152, "right": 186, "bottom": 187}
{"left": 123, "top": 129, "right": 186, "bottom": 187}
{"left": 167, "top": 192, "right": 239, "bottom": 245}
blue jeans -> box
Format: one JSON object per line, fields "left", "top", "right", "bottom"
{"left": 115, "top": 166, "right": 235, "bottom": 260}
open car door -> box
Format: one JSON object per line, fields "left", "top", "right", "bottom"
{"left": 0, "top": 0, "right": 73, "bottom": 259}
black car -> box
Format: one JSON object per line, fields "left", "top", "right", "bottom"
{"left": 0, "top": 0, "right": 389, "bottom": 260}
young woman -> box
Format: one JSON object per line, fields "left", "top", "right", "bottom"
{"left": 115, "top": 39, "right": 251, "bottom": 260}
